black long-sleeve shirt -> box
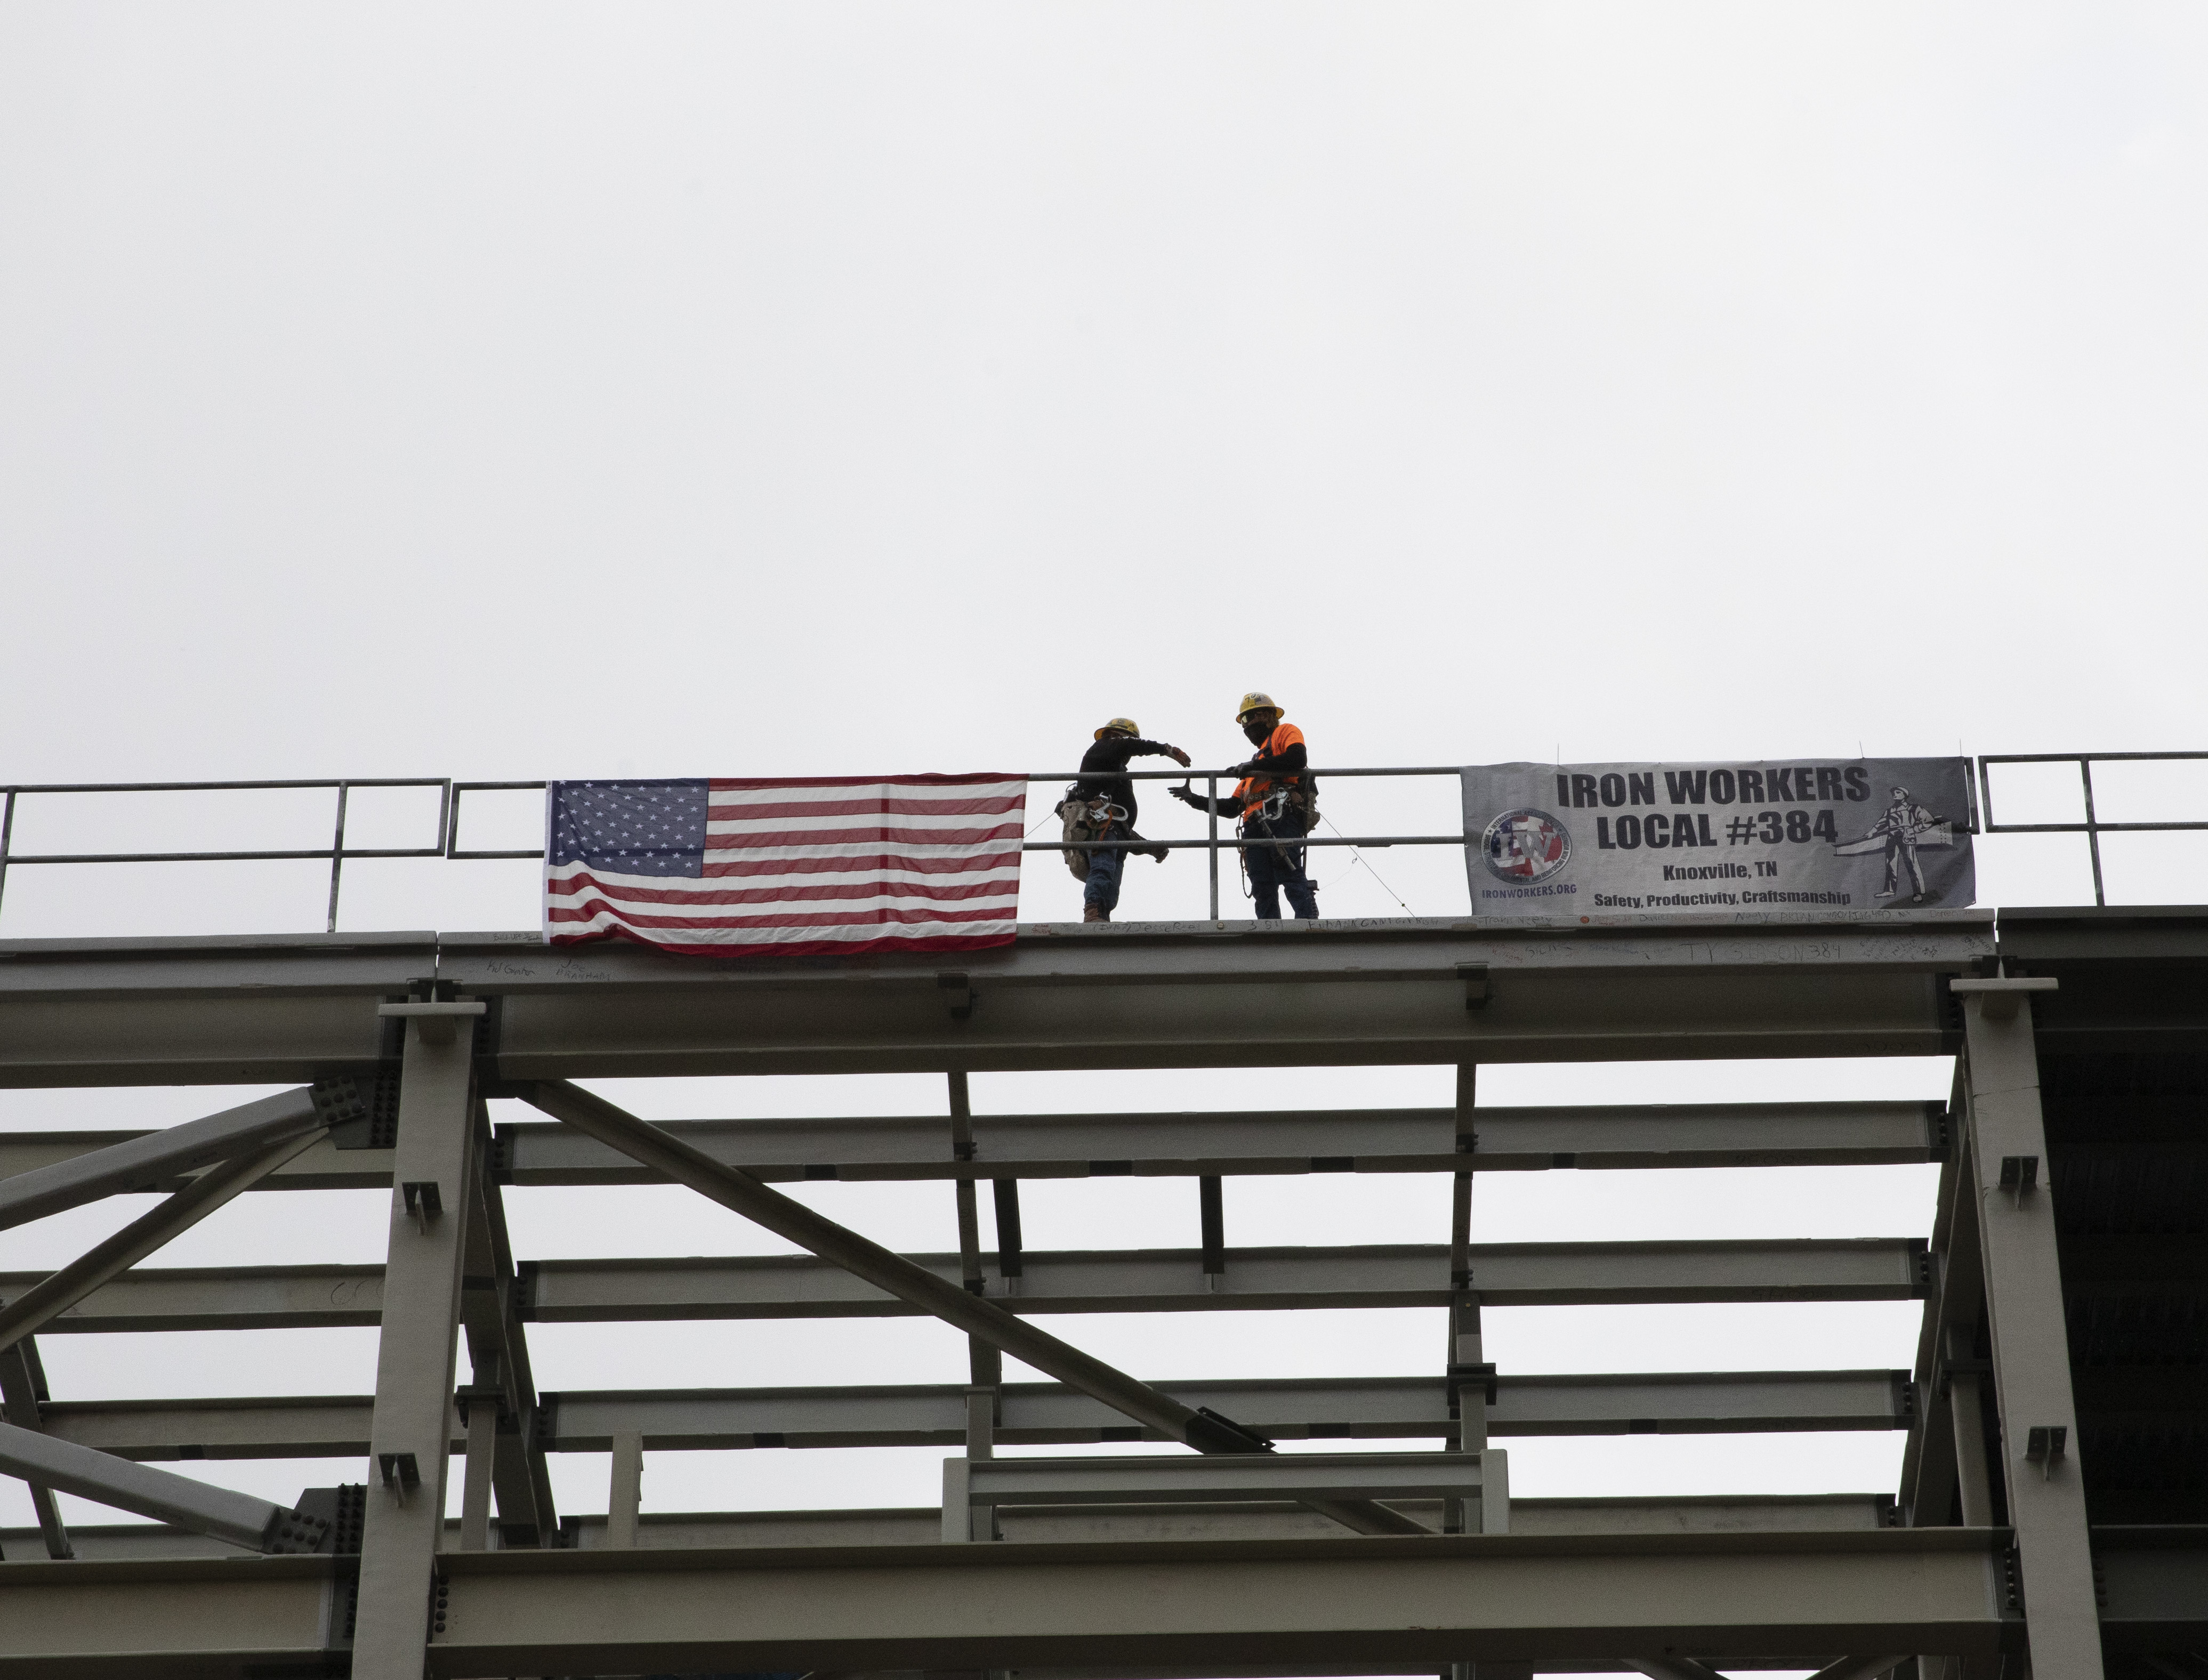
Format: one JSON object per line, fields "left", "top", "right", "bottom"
{"left": 1174, "top": 740, "right": 1309, "bottom": 819}
{"left": 1241, "top": 740, "right": 1308, "bottom": 778}
{"left": 1076, "top": 737, "right": 1180, "bottom": 828}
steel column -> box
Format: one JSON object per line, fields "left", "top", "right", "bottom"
{"left": 456, "top": 1114, "right": 555, "bottom": 1546}
{"left": 457, "top": 1392, "right": 496, "bottom": 1552}
{"left": 352, "top": 1007, "right": 479, "bottom": 1680}
{"left": 1960, "top": 988, "right": 2101, "bottom": 1680}
{"left": 606, "top": 1431, "right": 643, "bottom": 1548}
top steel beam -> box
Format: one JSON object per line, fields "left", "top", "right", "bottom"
{"left": 0, "top": 932, "right": 432, "bottom": 1087}
{"left": 0, "top": 916, "right": 1989, "bottom": 1085}
{"left": 1992, "top": 906, "right": 2208, "bottom": 1052}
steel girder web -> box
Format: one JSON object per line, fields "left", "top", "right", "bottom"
{"left": 519, "top": 1080, "right": 1428, "bottom": 1538}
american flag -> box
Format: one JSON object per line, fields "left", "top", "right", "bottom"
{"left": 544, "top": 776, "right": 1026, "bottom": 958}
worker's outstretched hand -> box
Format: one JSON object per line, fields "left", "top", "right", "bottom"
{"left": 1167, "top": 746, "right": 1191, "bottom": 767}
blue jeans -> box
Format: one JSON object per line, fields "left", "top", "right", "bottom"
{"left": 1244, "top": 817, "right": 1318, "bottom": 919}
{"left": 1084, "top": 848, "right": 1124, "bottom": 912}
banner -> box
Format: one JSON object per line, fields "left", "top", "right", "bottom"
{"left": 1461, "top": 757, "right": 1975, "bottom": 917}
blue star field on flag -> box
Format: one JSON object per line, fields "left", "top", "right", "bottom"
{"left": 546, "top": 780, "right": 708, "bottom": 878}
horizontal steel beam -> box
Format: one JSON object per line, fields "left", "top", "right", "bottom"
{"left": 953, "top": 1449, "right": 1496, "bottom": 1508}
{"left": 38, "top": 1369, "right": 1911, "bottom": 1460}
{"left": 543, "top": 1369, "right": 1914, "bottom": 1450}
{"left": 514, "top": 1240, "right": 1930, "bottom": 1318}
{"left": 490, "top": 1100, "right": 1946, "bottom": 1182}
{"left": 0, "top": 933, "right": 433, "bottom": 1088}
{"left": 0, "top": 1493, "right": 1905, "bottom": 1563}
{"left": 4, "top": 1530, "right": 2193, "bottom": 1677}
{"left": 1, "top": 1239, "right": 1927, "bottom": 1332}
{"left": 0, "top": 1492, "right": 1905, "bottom": 1563}
{"left": 464, "top": 918, "right": 1986, "bottom": 1075}
{"left": 0, "top": 1100, "right": 1944, "bottom": 1192}
{"left": 422, "top": 1530, "right": 2016, "bottom": 1674}
{"left": 0, "top": 1554, "right": 337, "bottom": 1674}
{"left": 2094, "top": 1525, "right": 2208, "bottom": 1651}
{"left": 0, "top": 918, "right": 1991, "bottom": 1085}
{"left": 565, "top": 1492, "right": 1907, "bottom": 1549}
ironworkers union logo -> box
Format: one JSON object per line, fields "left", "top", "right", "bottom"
{"left": 1482, "top": 807, "right": 1572, "bottom": 884}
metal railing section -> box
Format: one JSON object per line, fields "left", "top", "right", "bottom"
{"left": 3, "top": 757, "right": 2203, "bottom": 930}
{"left": 0, "top": 770, "right": 1461, "bottom": 932}
{"left": 1977, "top": 752, "right": 2208, "bottom": 908}
{"left": 0, "top": 779, "right": 452, "bottom": 934}
{"left": 1022, "top": 764, "right": 1463, "bottom": 920}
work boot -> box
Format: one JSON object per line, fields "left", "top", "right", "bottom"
{"left": 1083, "top": 903, "right": 1110, "bottom": 924}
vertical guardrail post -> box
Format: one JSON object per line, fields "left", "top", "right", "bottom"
{"left": 0, "top": 788, "right": 15, "bottom": 928}
{"left": 1206, "top": 777, "right": 1219, "bottom": 919}
{"left": 325, "top": 782, "right": 351, "bottom": 934}
{"left": 2077, "top": 759, "right": 2107, "bottom": 907}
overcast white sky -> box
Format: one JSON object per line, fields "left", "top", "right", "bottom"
{"left": 1, "top": 1, "right": 2203, "bottom": 1601}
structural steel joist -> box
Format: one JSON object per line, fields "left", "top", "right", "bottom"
{"left": 27, "top": 1368, "right": 1914, "bottom": 1460}
{"left": 0, "top": 1096, "right": 1948, "bottom": 1186}
{"left": 0, "top": 1237, "right": 1931, "bottom": 1332}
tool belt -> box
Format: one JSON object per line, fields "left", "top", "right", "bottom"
{"left": 1057, "top": 788, "right": 1127, "bottom": 882}
{"left": 1243, "top": 781, "right": 1316, "bottom": 831}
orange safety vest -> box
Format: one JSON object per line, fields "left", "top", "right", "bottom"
{"left": 1234, "top": 722, "right": 1308, "bottom": 819}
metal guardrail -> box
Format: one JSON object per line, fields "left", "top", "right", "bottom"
{"left": 1, "top": 758, "right": 2199, "bottom": 931}
{"left": 0, "top": 779, "right": 453, "bottom": 934}
{"left": 1977, "top": 752, "right": 2208, "bottom": 908}
{"left": 0, "top": 770, "right": 1462, "bottom": 931}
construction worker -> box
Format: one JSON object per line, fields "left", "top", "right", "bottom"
{"left": 1070, "top": 718, "right": 1191, "bottom": 923}
{"left": 1171, "top": 692, "right": 1319, "bottom": 920}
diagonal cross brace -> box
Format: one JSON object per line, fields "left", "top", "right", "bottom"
{"left": 0, "top": 1085, "right": 327, "bottom": 1234}
{"left": 0, "top": 1126, "right": 328, "bottom": 1355}
{"left": 0, "top": 1341, "right": 71, "bottom": 1557}
{"left": 0, "top": 1419, "right": 328, "bottom": 1553}
{"left": 520, "top": 1080, "right": 1426, "bottom": 1537}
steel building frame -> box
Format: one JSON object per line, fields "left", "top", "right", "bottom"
{"left": 0, "top": 909, "right": 2202, "bottom": 1678}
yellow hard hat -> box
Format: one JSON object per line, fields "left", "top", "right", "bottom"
{"left": 1235, "top": 691, "right": 1282, "bottom": 723}
{"left": 1094, "top": 717, "right": 1141, "bottom": 740}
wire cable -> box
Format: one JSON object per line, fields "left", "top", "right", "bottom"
{"left": 1319, "top": 813, "right": 1419, "bottom": 917}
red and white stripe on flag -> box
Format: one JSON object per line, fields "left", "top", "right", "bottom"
{"left": 544, "top": 774, "right": 1026, "bottom": 958}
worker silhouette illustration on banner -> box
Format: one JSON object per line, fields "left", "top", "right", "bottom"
{"left": 1834, "top": 785, "right": 1953, "bottom": 904}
